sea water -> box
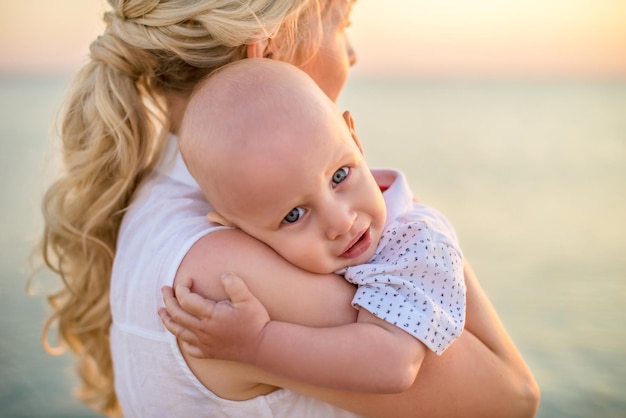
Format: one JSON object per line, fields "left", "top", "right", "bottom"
{"left": 0, "top": 76, "right": 624, "bottom": 417}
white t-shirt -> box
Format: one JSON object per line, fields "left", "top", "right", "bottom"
{"left": 342, "top": 170, "right": 466, "bottom": 355}
{"left": 110, "top": 136, "right": 361, "bottom": 418}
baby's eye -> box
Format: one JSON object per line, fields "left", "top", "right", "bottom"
{"left": 283, "top": 207, "right": 305, "bottom": 224}
{"left": 332, "top": 167, "right": 350, "bottom": 187}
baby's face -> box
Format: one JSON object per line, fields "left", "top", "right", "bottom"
{"left": 221, "top": 108, "right": 386, "bottom": 274}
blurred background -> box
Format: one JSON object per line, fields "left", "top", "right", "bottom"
{"left": 1, "top": 0, "right": 625, "bottom": 416}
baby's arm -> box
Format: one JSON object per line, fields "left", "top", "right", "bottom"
{"left": 162, "top": 273, "right": 425, "bottom": 393}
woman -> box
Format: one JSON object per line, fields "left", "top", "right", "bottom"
{"left": 41, "top": 0, "right": 539, "bottom": 417}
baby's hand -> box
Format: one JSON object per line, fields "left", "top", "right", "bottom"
{"left": 159, "top": 273, "right": 270, "bottom": 364}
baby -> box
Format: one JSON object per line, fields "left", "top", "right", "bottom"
{"left": 179, "top": 58, "right": 466, "bottom": 393}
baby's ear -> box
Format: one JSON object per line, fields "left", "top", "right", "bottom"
{"left": 207, "top": 211, "right": 235, "bottom": 227}
{"left": 342, "top": 110, "right": 364, "bottom": 154}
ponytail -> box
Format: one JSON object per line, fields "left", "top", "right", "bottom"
{"left": 42, "top": 30, "right": 164, "bottom": 416}
{"left": 39, "top": 0, "right": 314, "bottom": 414}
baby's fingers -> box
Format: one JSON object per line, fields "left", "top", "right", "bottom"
{"left": 162, "top": 285, "right": 202, "bottom": 328}
{"left": 221, "top": 272, "right": 256, "bottom": 305}
{"left": 180, "top": 341, "right": 208, "bottom": 359}
{"left": 158, "top": 307, "right": 200, "bottom": 347}
{"left": 175, "top": 280, "right": 218, "bottom": 319}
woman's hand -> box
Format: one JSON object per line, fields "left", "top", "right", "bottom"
{"left": 159, "top": 273, "right": 270, "bottom": 363}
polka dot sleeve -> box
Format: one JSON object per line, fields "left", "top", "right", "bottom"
{"left": 343, "top": 216, "right": 466, "bottom": 355}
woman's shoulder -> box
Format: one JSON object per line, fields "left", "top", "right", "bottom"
{"left": 117, "top": 138, "right": 217, "bottom": 262}
{"left": 111, "top": 141, "right": 223, "bottom": 296}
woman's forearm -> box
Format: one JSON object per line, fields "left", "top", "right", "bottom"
{"left": 461, "top": 261, "right": 540, "bottom": 414}
{"left": 277, "top": 262, "right": 539, "bottom": 417}
{"left": 291, "top": 329, "right": 534, "bottom": 418}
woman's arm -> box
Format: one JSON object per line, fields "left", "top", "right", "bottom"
{"left": 167, "top": 229, "right": 539, "bottom": 417}
{"left": 298, "top": 262, "right": 540, "bottom": 418}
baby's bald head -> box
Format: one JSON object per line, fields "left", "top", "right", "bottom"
{"left": 179, "top": 58, "right": 338, "bottom": 222}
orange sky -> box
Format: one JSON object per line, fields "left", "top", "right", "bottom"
{"left": 1, "top": 0, "right": 625, "bottom": 79}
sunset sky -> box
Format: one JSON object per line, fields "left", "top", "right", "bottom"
{"left": 1, "top": 0, "right": 625, "bottom": 79}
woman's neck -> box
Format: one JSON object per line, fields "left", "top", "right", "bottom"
{"left": 165, "top": 92, "right": 190, "bottom": 135}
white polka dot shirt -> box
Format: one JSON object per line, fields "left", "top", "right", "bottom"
{"left": 341, "top": 170, "right": 466, "bottom": 355}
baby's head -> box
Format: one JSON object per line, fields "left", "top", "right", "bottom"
{"left": 180, "top": 59, "right": 386, "bottom": 274}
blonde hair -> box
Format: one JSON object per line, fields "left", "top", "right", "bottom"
{"left": 39, "top": 0, "right": 321, "bottom": 415}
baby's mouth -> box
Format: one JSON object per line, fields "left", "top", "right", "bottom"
{"left": 341, "top": 228, "right": 372, "bottom": 259}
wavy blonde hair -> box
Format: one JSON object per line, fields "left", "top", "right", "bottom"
{"left": 39, "top": 0, "right": 322, "bottom": 415}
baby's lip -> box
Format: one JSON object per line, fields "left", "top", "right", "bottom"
{"left": 341, "top": 227, "right": 372, "bottom": 259}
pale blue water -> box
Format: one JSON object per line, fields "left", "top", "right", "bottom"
{"left": 1, "top": 76, "right": 624, "bottom": 417}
